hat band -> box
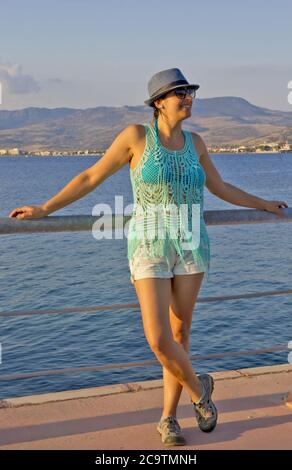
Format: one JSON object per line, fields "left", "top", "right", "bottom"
{"left": 150, "top": 79, "right": 188, "bottom": 99}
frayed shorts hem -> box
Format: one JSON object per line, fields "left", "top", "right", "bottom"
{"left": 128, "top": 244, "right": 208, "bottom": 285}
{"left": 130, "top": 269, "right": 206, "bottom": 284}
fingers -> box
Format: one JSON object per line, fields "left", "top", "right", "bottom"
{"left": 15, "top": 212, "right": 26, "bottom": 220}
{"left": 277, "top": 201, "right": 288, "bottom": 208}
{"left": 264, "top": 201, "right": 287, "bottom": 218}
{"left": 267, "top": 201, "right": 288, "bottom": 219}
{"left": 9, "top": 207, "right": 28, "bottom": 219}
{"left": 17, "top": 212, "right": 29, "bottom": 220}
{"left": 9, "top": 208, "right": 23, "bottom": 218}
{"left": 276, "top": 201, "right": 288, "bottom": 218}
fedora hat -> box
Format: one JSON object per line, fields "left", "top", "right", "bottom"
{"left": 144, "top": 68, "right": 200, "bottom": 107}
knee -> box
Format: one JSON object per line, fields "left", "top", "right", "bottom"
{"left": 148, "top": 324, "right": 191, "bottom": 355}
{"left": 149, "top": 335, "right": 174, "bottom": 356}
{"left": 173, "top": 323, "right": 191, "bottom": 349}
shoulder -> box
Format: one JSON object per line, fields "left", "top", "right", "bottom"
{"left": 119, "top": 124, "right": 146, "bottom": 149}
{"left": 116, "top": 124, "right": 147, "bottom": 162}
{"left": 115, "top": 123, "right": 145, "bottom": 139}
{"left": 111, "top": 124, "right": 145, "bottom": 149}
{"left": 124, "top": 123, "right": 145, "bottom": 140}
{"left": 189, "top": 131, "right": 208, "bottom": 161}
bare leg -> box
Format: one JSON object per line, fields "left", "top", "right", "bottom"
{"left": 161, "top": 273, "right": 204, "bottom": 418}
{"left": 162, "top": 340, "right": 189, "bottom": 418}
{"left": 133, "top": 277, "right": 203, "bottom": 403}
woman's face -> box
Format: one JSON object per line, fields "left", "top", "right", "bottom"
{"left": 154, "top": 88, "right": 193, "bottom": 119}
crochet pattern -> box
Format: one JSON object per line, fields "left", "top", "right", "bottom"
{"left": 127, "top": 119, "right": 211, "bottom": 281}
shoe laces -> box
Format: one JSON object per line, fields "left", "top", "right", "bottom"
{"left": 195, "top": 398, "right": 214, "bottom": 419}
{"left": 161, "top": 415, "right": 180, "bottom": 432}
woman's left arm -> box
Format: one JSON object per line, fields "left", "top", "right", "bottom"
{"left": 194, "top": 133, "right": 289, "bottom": 218}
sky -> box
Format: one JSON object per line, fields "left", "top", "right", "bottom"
{"left": 0, "top": 0, "right": 292, "bottom": 111}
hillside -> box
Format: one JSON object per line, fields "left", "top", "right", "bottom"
{"left": 0, "top": 97, "right": 292, "bottom": 150}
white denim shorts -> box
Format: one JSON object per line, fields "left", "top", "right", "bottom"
{"left": 129, "top": 243, "right": 206, "bottom": 284}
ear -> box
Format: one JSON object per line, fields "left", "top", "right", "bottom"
{"left": 154, "top": 97, "right": 163, "bottom": 109}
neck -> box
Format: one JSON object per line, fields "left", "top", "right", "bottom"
{"left": 156, "top": 117, "right": 183, "bottom": 142}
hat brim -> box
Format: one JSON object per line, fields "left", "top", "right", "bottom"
{"left": 144, "top": 83, "right": 200, "bottom": 107}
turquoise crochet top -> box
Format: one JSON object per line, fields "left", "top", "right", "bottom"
{"left": 127, "top": 119, "right": 211, "bottom": 281}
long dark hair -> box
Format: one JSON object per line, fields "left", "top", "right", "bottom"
{"left": 152, "top": 92, "right": 167, "bottom": 124}
{"left": 153, "top": 105, "right": 159, "bottom": 120}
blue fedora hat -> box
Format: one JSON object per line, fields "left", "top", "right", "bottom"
{"left": 144, "top": 68, "right": 199, "bottom": 107}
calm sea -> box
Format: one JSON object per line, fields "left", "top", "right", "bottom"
{"left": 0, "top": 153, "right": 291, "bottom": 399}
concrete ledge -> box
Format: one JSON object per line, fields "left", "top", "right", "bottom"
{"left": 211, "top": 370, "right": 243, "bottom": 380}
{"left": 1, "top": 364, "right": 292, "bottom": 409}
{"left": 236, "top": 364, "right": 292, "bottom": 377}
{"left": 0, "top": 383, "right": 131, "bottom": 409}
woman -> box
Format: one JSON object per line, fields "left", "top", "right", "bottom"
{"left": 9, "top": 68, "right": 288, "bottom": 447}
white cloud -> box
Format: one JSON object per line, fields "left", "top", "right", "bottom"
{"left": 0, "top": 60, "right": 40, "bottom": 94}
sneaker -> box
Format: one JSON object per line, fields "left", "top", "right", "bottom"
{"left": 157, "top": 415, "right": 186, "bottom": 446}
{"left": 191, "top": 373, "right": 218, "bottom": 433}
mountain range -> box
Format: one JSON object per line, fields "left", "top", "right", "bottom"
{"left": 0, "top": 97, "right": 292, "bottom": 151}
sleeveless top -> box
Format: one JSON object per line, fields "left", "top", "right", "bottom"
{"left": 127, "top": 119, "right": 211, "bottom": 281}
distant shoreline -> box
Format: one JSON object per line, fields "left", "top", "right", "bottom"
{"left": 0, "top": 153, "right": 103, "bottom": 158}
{"left": 1, "top": 151, "right": 291, "bottom": 158}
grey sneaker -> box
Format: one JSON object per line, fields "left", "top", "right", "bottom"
{"left": 157, "top": 415, "right": 186, "bottom": 446}
{"left": 191, "top": 373, "right": 218, "bottom": 433}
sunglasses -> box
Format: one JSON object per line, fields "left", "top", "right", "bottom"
{"left": 168, "top": 88, "right": 196, "bottom": 100}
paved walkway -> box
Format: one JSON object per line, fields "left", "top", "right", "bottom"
{"left": 0, "top": 364, "right": 291, "bottom": 450}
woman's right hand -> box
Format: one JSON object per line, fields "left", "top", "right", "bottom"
{"left": 9, "top": 205, "right": 49, "bottom": 220}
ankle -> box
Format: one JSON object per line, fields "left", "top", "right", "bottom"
{"left": 161, "top": 413, "right": 177, "bottom": 419}
{"left": 192, "top": 382, "right": 205, "bottom": 405}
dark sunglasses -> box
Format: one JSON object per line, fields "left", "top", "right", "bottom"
{"left": 168, "top": 88, "right": 196, "bottom": 100}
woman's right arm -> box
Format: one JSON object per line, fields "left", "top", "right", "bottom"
{"left": 9, "top": 124, "right": 139, "bottom": 219}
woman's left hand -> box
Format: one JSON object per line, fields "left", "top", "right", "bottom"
{"left": 261, "top": 199, "right": 289, "bottom": 218}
